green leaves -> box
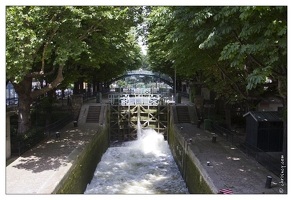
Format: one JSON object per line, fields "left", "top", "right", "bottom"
{"left": 146, "top": 6, "right": 287, "bottom": 104}
{"left": 246, "top": 66, "right": 272, "bottom": 90}
{"left": 6, "top": 6, "right": 143, "bottom": 85}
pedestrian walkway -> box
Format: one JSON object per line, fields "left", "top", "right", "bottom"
{"left": 175, "top": 96, "right": 287, "bottom": 194}
{"left": 176, "top": 123, "right": 287, "bottom": 194}
{"left": 6, "top": 100, "right": 106, "bottom": 194}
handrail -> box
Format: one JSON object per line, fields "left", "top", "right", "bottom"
{"left": 108, "top": 93, "right": 166, "bottom": 106}
{"left": 212, "top": 123, "right": 281, "bottom": 178}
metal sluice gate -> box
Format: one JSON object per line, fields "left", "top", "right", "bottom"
{"left": 108, "top": 94, "right": 170, "bottom": 142}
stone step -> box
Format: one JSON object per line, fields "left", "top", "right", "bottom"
{"left": 176, "top": 106, "right": 191, "bottom": 123}
{"left": 86, "top": 106, "right": 101, "bottom": 123}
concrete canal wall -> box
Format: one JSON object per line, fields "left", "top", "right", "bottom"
{"left": 54, "top": 103, "right": 214, "bottom": 194}
{"left": 168, "top": 105, "right": 216, "bottom": 194}
{"left": 54, "top": 105, "right": 110, "bottom": 194}
{"left": 55, "top": 126, "right": 109, "bottom": 193}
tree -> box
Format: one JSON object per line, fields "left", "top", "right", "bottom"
{"left": 6, "top": 6, "right": 143, "bottom": 134}
{"left": 147, "top": 7, "right": 175, "bottom": 78}
{"left": 147, "top": 6, "right": 286, "bottom": 109}
{"left": 147, "top": 6, "right": 287, "bottom": 154}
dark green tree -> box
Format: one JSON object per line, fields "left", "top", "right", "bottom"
{"left": 147, "top": 6, "right": 287, "bottom": 153}
{"left": 6, "top": 6, "right": 143, "bottom": 134}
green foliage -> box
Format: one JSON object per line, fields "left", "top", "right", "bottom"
{"left": 6, "top": 6, "right": 143, "bottom": 86}
{"left": 6, "top": 6, "right": 144, "bottom": 134}
{"left": 11, "top": 126, "right": 46, "bottom": 153}
{"left": 146, "top": 6, "right": 287, "bottom": 105}
{"left": 246, "top": 67, "right": 271, "bottom": 90}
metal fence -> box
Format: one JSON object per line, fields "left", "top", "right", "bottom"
{"left": 11, "top": 113, "right": 74, "bottom": 157}
{"left": 108, "top": 93, "right": 167, "bottom": 106}
{"left": 6, "top": 97, "right": 18, "bottom": 106}
{"left": 212, "top": 123, "right": 282, "bottom": 179}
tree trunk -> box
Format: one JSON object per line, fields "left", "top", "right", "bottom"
{"left": 11, "top": 65, "right": 65, "bottom": 135}
{"left": 45, "top": 90, "right": 54, "bottom": 127}
{"left": 17, "top": 95, "right": 32, "bottom": 134}
{"left": 73, "top": 81, "right": 79, "bottom": 94}
{"left": 13, "top": 76, "right": 33, "bottom": 135}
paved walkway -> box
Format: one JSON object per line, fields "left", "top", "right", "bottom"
{"left": 6, "top": 100, "right": 106, "bottom": 194}
{"left": 6, "top": 93, "right": 288, "bottom": 194}
{"left": 176, "top": 96, "right": 287, "bottom": 194}
{"left": 176, "top": 123, "right": 287, "bottom": 194}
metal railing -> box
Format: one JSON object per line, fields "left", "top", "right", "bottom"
{"left": 212, "top": 123, "right": 282, "bottom": 178}
{"left": 108, "top": 93, "right": 169, "bottom": 106}
{"left": 11, "top": 113, "right": 74, "bottom": 156}
{"left": 6, "top": 97, "right": 18, "bottom": 106}
{"left": 44, "top": 113, "right": 74, "bottom": 135}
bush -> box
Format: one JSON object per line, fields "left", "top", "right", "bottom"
{"left": 11, "top": 126, "right": 46, "bottom": 155}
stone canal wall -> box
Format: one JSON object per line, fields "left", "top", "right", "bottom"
{"left": 168, "top": 105, "right": 215, "bottom": 194}
{"left": 54, "top": 127, "right": 109, "bottom": 194}
{"left": 53, "top": 103, "right": 215, "bottom": 194}
{"left": 53, "top": 105, "right": 109, "bottom": 194}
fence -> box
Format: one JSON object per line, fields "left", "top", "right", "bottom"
{"left": 6, "top": 97, "right": 18, "bottom": 106}
{"left": 212, "top": 123, "right": 282, "bottom": 179}
{"left": 11, "top": 113, "right": 74, "bottom": 157}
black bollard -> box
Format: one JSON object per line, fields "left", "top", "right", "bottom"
{"left": 212, "top": 135, "right": 217, "bottom": 143}
{"left": 56, "top": 132, "right": 60, "bottom": 140}
{"left": 265, "top": 176, "right": 272, "bottom": 188}
{"left": 74, "top": 121, "right": 78, "bottom": 127}
{"left": 197, "top": 120, "right": 201, "bottom": 128}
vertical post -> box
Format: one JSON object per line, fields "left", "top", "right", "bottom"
{"left": 212, "top": 135, "right": 217, "bottom": 143}
{"left": 56, "top": 132, "right": 60, "bottom": 140}
{"left": 174, "top": 65, "right": 176, "bottom": 104}
{"left": 265, "top": 176, "right": 272, "bottom": 188}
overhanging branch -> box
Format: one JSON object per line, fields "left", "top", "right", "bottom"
{"left": 28, "top": 67, "right": 56, "bottom": 78}
{"left": 209, "top": 54, "right": 248, "bottom": 99}
{"left": 30, "top": 64, "right": 64, "bottom": 100}
{"left": 232, "top": 30, "right": 265, "bottom": 69}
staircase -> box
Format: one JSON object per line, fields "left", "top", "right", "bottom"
{"left": 176, "top": 106, "right": 191, "bottom": 123}
{"left": 86, "top": 106, "right": 101, "bottom": 123}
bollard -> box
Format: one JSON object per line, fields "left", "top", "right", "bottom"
{"left": 265, "top": 176, "right": 272, "bottom": 188}
{"left": 212, "top": 135, "right": 217, "bottom": 143}
{"left": 56, "top": 132, "right": 60, "bottom": 140}
{"left": 74, "top": 121, "right": 78, "bottom": 127}
{"left": 207, "top": 161, "right": 210, "bottom": 166}
{"left": 197, "top": 120, "right": 201, "bottom": 128}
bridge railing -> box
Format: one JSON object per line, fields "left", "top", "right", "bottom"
{"left": 108, "top": 94, "right": 173, "bottom": 106}
{"left": 127, "top": 70, "right": 154, "bottom": 75}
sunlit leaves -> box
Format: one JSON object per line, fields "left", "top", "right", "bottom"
{"left": 6, "top": 6, "right": 143, "bottom": 86}
{"left": 147, "top": 6, "right": 287, "bottom": 103}
{"left": 246, "top": 66, "right": 272, "bottom": 90}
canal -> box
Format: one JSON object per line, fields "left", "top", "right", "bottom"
{"left": 84, "top": 124, "right": 188, "bottom": 194}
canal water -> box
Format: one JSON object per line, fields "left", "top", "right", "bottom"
{"left": 84, "top": 127, "right": 188, "bottom": 194}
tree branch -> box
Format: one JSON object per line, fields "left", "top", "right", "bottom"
{"left": 209, "top": 54, "right": 248, "bottom": 99}
{"left": 232, "top": 30, "right": 266, "bottom": 69}
{"left": 41, "top": 28, "right": 58, "bottom": 73}
{"left": 30, "top": 64, "right": 64, "bottom": 100}
{"left": 28, "top": 67, "right": 56, "bottom": 78}
{"left": 31, "top": 14, "right": 58, "bottom": 62}
{"left": 78, "top": 25, "right": 101, "bottom": 40}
